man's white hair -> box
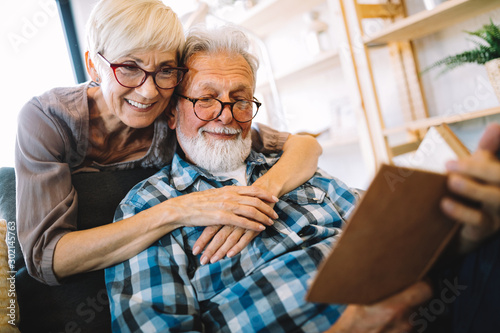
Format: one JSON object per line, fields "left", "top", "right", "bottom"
{"left": 180, "top": 25, "right": 259, "bottom": 89}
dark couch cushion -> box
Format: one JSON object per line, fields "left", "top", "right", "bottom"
{"left": 73, "top": 168, "right": 159, "bottom": 231}
{"left": 0, "top": 167, "right": 23, "bottom": 271}
{"left": 0, "top": 167, "right": 158, "bottom": 333}
{"left": 0, "top": 168, "right": 15, "bottom": 222}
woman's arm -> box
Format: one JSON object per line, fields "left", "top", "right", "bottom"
{"left": 253, "top": 133, "right": 322, "bottom": 197}
{"left": 16, "top": 99, "right": 81, "bottom": 285}
{"left": 53, "top": 186, "right": 278, "bottom": 279}
{"left": 16, "top": 99, "right": 278, "bottom": 284}
{"left": 193, "top": 132, "right": 323, "bottom": 264}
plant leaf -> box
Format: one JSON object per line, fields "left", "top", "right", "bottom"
{"left": 421, "top": 19, "right": 500, "bottom": 76}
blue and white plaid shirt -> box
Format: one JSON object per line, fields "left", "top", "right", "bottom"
{"left": 105, "top": 151, "right": 359, "bottom": 332}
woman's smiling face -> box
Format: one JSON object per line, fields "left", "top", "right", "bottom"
{"left": 97, "top": 49, "right": 178, "bottom": 128}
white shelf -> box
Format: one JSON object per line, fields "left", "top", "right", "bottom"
{"left": 235, "top": 0, "right": 326, "bottom": 37}
{"left": 320, "top": 134, "right": 360, "bottom": 149}
{"left": 383, "top": 106, "right": 500, "bottom": 136}
{"left": 364, "top": 0, "right": 500, "bottom": 46}
{"left": 257, "top": 49, "right": 340, "bottom": 91}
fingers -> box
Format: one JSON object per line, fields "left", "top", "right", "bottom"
{"left": 197, "top": 186, "right": 280, "bottom": 222}
{"left": 216, "top": 212, "right": 268, "bottom": 232}
{"left": 169, "top": 187, "right": 280, "bottom": 231}
{"left": 446, "top": 173, "right": 500, "bottom": 206}
{"left": 329, "top": 281, "right": 433, "bottom": 333}
{"left": 441, "top": 169, "right": 500, "bottom": 250}
{"left": 224, "top": 186, "right": 279, "bottom": 220}
{"left": 220, "top": 200, "right": 277, "bottom": 226}
{"left": 234, "top": 186, "right": 279, "bottom": 204}
{"left": 207, "top": 227, "right": 246, "bottom": 263}
{"left": 446, "top": 152, "right": 500, "bottom": 185}
{"left": 441, "top": 197, "right": 497, "bottom": 245}
{"left": 371, "top": 281, "right": 433, "bottom": 332}
{"left": 226, "top": 230, "right": 259, "bottom": 258}
{"left": 193, "top": 225, "right": 221, "bottom": 256}
{"left": 383, "top": 281, "right": 433, "bottom": 308}
{"left": 200, "top": 226, "right": 235, "bottom": 265}
{"left": 208, "top": 228, "right": 258, "bottom": 264}
{"left": 478, "top": 123, "right": 500, "bottom": 153}
{"left": 440, "top": 197, "right": 482, "bottom": 226}
{"left": 196, "top": 227, "right": 260, "bottom": 265}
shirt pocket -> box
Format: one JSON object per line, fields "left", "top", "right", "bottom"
{"left": 280, "top": 184, "right": 326, "bottom": 205}
{"left": 272, "top": 184, "right": 327, "bottom": 235}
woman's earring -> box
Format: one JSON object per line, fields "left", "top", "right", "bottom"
{"left": 95, "top": 77, "right": 100, "bottom": 83}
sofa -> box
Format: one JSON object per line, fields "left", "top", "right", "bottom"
{"left": 0, "top": 167, "right": 158, "bottom": 332}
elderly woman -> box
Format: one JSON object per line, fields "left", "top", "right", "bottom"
{"left": 15, "top": 0, "right": 322, "bottom": 286}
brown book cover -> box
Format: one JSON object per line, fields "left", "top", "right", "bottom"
{"left": 306, "top": 124, "right": 468, "bottom": 305}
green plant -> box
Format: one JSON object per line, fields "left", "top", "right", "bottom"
{"left": 422, "top": 19, "right": 500, "bottom": 75}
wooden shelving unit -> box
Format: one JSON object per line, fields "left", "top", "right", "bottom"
{"left": 232, "top": 0, "right": 366, "bottom": 154}
{"left": 383, "top": 106, "right": 500, "bottom": 136}
{"left": 346, "top": 0, "right": 500, "bottom": 163}
{"left": 364, "top": 0, "right": 500, "bottom": 46}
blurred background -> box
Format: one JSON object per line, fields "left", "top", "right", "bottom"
{"left": 2, "top": 0, "right": 500, "bottom": 189}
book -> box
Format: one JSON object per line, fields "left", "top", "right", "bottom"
{"left": 306, "top": 124, "right": 469, "bottom": 305}
{"left": 395, "top": 123, "right": 470, "bottom": 173}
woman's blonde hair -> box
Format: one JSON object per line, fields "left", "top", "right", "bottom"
{"left": 86, "top": 0, "right": 185, "bottom": 66}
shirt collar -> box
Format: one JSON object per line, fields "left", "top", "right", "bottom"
{"left": 169, "top": 151, "right": 271, "bottom": 191}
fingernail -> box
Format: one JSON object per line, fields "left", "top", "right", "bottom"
{"left": 200, "top": 256, "right": 208, "bottom": 265}
{"left": 268, "top": 218, "right": 274, "bottom": 225}
{"left": 273, "top": 212, "right": 279, "bottom": 219}
{"left": 259, "top": 225, "right": 266, "bottom": 231}
{"left": 441, "top": 198, "right": 454, "bottom": 213}
{"left": 272, "top": 195, "right": 279, "bottom": 202}
{"left": 445, "top": 160, "right": 458, "bottom": 171}
{"left": 227, "top": 251, "right": 234, "bottom": 258}
{"left": 193, "top": 246, "right": 200, "bottom": 255}
{"left": 450, "top": 176, "right": 465, "bottom": 191}
{"left": 210, "top": 255, "right": 219, "bottom": 263}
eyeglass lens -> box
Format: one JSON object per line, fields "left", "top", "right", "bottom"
{"left": 114, "top": 66, "right": 184, "bottom": 89}
{"left": 194, "top": 99, "right": 259, "bottom": 122}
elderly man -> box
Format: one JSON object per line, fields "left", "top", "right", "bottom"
{"left": 106, "top": 25, "right": 500, "bottom": 332}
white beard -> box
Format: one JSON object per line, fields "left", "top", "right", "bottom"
{"left": 176, "top": 123, "right": 252, "bottom": 173}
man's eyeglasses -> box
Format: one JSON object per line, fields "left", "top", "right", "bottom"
{"left": 176, "top": 94, "right": 261, "bottom": 123}
{"left": 97, "top": 53, "right": 188, "bottom": 90}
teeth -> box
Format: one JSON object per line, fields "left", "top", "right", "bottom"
{"left": 127, "top": 99, "right": 153, "bottom": 109}
{"left": 202, "top": 127, "right": 241, "bottom": 135}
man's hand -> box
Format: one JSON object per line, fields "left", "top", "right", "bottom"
{"left": 167, "top": 185, "right": 278, "bottom": 263}
{"left": 189, "top": 184, "right": 279, "bottom": 264}
{"left": 193, "top": 226, "right": 260, "bottom": 264}
{"left": 441, "top": 123, "right": 500, "bottom": 253}
{"left": 325, "top": 281, "right": 433, "bottom": 333}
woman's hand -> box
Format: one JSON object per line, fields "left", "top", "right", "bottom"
{"left": 167, "top": 185, "right": 278, "bottom": 231}
{"left": 441, "top": 123, "right": 500, "bottom": 253}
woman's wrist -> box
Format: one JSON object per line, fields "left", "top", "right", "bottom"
{"left": 252, "top": 173, "right": 284, "bottom": 199}
{"left": 145, "top": 201, "right": 184, "bottom": 233}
